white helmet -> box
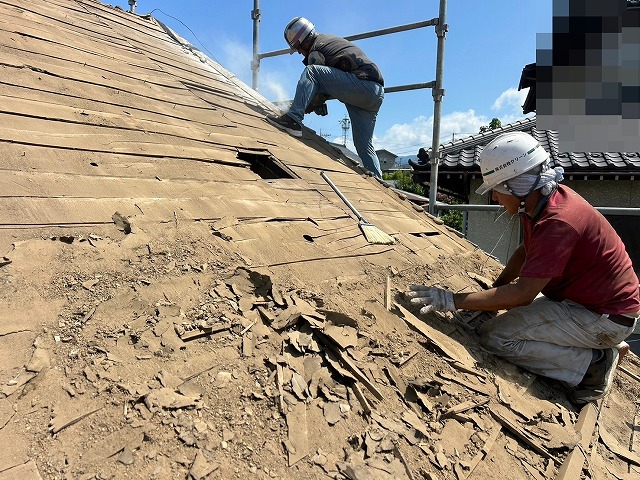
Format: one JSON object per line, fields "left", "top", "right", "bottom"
{"left": 475, "top": 132, "right": 550, "bottom": 195}
{"left": 284, "top": 17, "right": 315, "bottom": 52}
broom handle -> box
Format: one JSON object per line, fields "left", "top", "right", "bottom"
{"left": 320, "top": 172, "right": 365, "bottom": 222}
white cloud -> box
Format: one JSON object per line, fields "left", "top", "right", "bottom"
{"left": 220, "top": 40, "right": 253, "bottom": 84}
{"left": 492, "top": 87, "right": 527, "bottom": 113}
{"left": 375, "top": 88, "right": 536, "bottom": 155}
{"left": 261, "top": 74, "right": 291, "bottom": 104}
{"left": 219, "top": 39, "right": 292, "bottom": 104}
{"left": 375, "top": 109, "right": 490, "bottom": 155}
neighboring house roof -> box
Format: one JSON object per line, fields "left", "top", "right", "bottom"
{"left": 375, "top": 148, "right": 397, "bottom": 158}
{"left": 329, "top": 141, "right": 363, "bottom": 167}
{"left": 433, "top": 116, "right": 640, "bottom": 176}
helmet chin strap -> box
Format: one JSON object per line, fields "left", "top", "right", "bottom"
{"left": 505, "top": 174, "right": 542, "bottom": 215}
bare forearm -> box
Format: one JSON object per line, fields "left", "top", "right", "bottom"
{"left": 493, "top": 243, "right": 526, "bottom": 288}
{"left": 454, "top": 284, "right": 531, "bottom": 311}
{"left": 453, "top": 275, "right": 551, "bottom": 312}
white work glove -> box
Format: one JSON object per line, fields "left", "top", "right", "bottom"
{"left": 406, "top": 285, "right": 456, "bottom": 314}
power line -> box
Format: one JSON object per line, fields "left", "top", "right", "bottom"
{"left": 147, "top": 8, "right": 221, "bottom": 63}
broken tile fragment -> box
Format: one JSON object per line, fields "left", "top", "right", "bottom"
{"left": 26, "top": 343, "right": 50, "bottom": 373}
{"left": 144, "top": 388, "right": 197, "bottom": 410}
{"left": 189, "top": 451, "right": 219, "bottom": 480}
{"left": 117, "top": 446, "right": 135, "bottom": 465}
{"left": 286, "top": 402, "right": 308, "bottom": 466}
{"left": 323, "top": 402, "right": 342, "bottom": 425}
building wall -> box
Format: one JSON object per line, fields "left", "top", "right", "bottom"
{"left": 376, "top": 151, "right": 397, "bottom": 172}
{"left": 465, "top": 179, "right": 639, "bottom": 268}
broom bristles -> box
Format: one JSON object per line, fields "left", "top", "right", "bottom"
{"left": 359, "top": 221, "right": 395, "bottom": 245}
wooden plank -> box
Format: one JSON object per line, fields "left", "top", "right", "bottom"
{"left": 436, "top": 370, "right": 493, "bottom": 397}
{"left": 0, "top": 170, "right": 262, "bottom": 199}
{"left": 394, "top": 303, "right": 477, "bottom": 368}
{"left": 385, "top": 275, "right": 392, "bottom": 310}
{"left": 0, "top": 143, "right": 257, "bottom": 182}
{"left": 0, "top": 95, "right": 235, "bottom": 142}
{"left": 619, "top": 365, "right": 640, "bottom": 384}
{"left": 351, "top": 383, "right": 373, "bottom": 415}
{"left": 555, "top": 401, "right": 600, "bottom": 480}
{"left": 0, "top": 77, "right": 230, "bottom": 130}
{"left": 0, "top": 191, "right": 347, "bottom": 226}
{"left": 489, "top": 404, "right": 561, "bottom": 466}
{"left": 460, "top": 425, "right": 501, "bottom": 479}
{"left": 0, "top": 459, "right": 43, "bottom": 480}
{"left": 600, "top": 425, "right": 640, "bottom": 467}
{"left": 0, "top": 119, "right": 253, "bottom": 163}
{"left": 0, "top": 81, "right": 223, "bottom": 128}
{"left": 314, "top": 330, "right": 384, "bottom": 401}
{"left": 285, "top": 402, "right": 308, "bottom": 466}
{"left": 441, "top": 398, "right": 490, "bottom": 418}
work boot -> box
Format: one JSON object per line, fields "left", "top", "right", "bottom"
{"left": 571, "top": 347, "right": 619, "bottom": 405}
{"left": 266, "top": 113, "right": 302, "bottom": 138}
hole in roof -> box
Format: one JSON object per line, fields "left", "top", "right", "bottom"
{"left": 237, "top": 149, "right": 297, "bottom": 180}
{"left": 303, "top": 234, "right": 315, "bottom": 243}
{"left": 90, "top": 162, "right": 98, "bottom": 167}
{"left": 409, "top": 232, "right": 440, "bottom": 237}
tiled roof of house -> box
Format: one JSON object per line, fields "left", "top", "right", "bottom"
{"left": 436, "top": 116, "right": 640, "bottom": 173}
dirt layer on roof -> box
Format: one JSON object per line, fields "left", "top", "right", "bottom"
{"left": 1, "top": 219, "right": 639, "bottom": 480}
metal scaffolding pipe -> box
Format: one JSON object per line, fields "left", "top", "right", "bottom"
{"left": 435, "top": 204, "right": 640, "bottom": 216}
{"left": 384, "top": 82, "right": 435, "bottom": 93}
{"left": 257, "top": 19, "right": 439, "bottom": 61}
{"left": 428, "top": 0, "right": 447, "bottom": 215}
{"left": 343, "top": 19, "right": 439, "bottom": 41}
{"left": 251, "top": 0, "right": 260, "bottom": 90}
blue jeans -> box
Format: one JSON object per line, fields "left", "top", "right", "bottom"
{"left": 287, "top": 65, "right": 384, "bottom": 179}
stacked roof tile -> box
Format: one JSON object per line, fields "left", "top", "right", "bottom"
{"left": 435, "top": 116, "right": 640, "bottom": 175}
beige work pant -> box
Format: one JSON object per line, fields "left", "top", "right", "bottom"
{"left": 479, "top": 297, "right": 636, "bottom": 386}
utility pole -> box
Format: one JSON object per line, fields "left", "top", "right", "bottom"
{"left": 339, "top": 116, "right": 350, "bottom": 146}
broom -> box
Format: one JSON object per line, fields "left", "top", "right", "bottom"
{"left": 321, "top": 172, "right": 395, "bottom": 245}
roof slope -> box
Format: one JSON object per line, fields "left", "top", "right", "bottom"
{"left": 1, "top": 2, "right": 639, "bottom": 480}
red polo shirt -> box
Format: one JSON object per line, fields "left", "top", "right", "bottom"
{"left": 520, "top": 185, "right": 640, "bottom": 315}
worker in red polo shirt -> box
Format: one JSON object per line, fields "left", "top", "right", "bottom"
{"left": 407, "top": 132, "right": 639, "bottom": 405}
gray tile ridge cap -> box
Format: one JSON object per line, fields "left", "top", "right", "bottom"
{"left": 439, "top": 117, "right": 536, "bottom": 155}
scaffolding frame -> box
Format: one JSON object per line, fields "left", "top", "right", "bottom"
{"left": 250, "top": 0, "right": 448, "bottom": 214}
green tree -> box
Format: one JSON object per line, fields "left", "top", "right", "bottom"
{"left": 383, "top": 171, "right": 425, "bottom": 196}
{"left": 437, "top": 194, "right": 463, "bottom": 232}
{"left": 382, "top": 172, "right": 463, "bottom": 232}
{"left": 479, "top": 117, "right": 502, "bottom": 133}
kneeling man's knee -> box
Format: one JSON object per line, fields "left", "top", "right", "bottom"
{"left": 479, "top": 322, "right": 514, "bottom": 355}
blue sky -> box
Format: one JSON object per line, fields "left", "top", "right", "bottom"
{"left": 114, "top": 1, "right": 552, "bottom": 157}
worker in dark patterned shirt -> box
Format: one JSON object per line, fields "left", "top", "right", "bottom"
{"left": 266, "top": 17, "right": 384, "bottom": 179}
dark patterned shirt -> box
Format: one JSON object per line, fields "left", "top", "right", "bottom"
{"left": 303, "top": 34, "right": 384, "bottom": 86}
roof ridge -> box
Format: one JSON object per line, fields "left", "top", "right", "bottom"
{"left": 439, "top": 117, "right": 536, "bottom": 154}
